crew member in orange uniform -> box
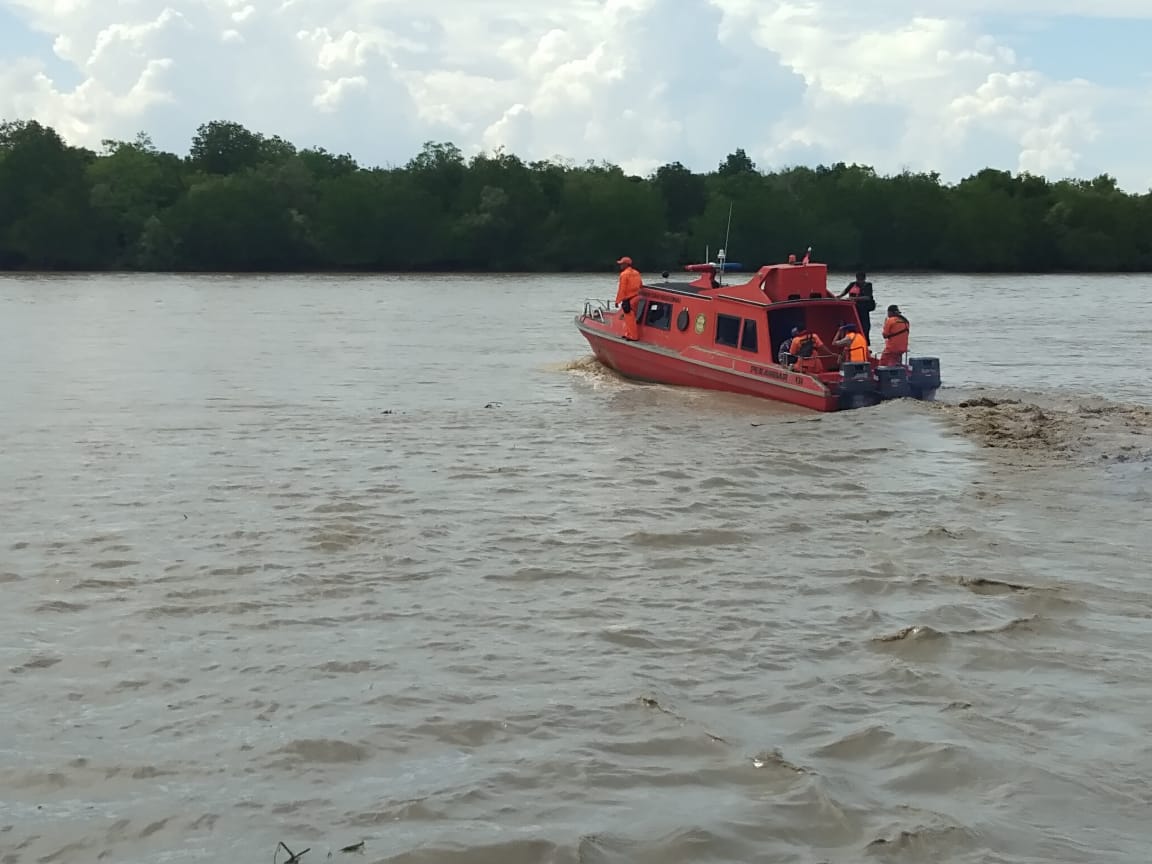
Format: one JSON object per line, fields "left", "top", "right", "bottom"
{"left": 833, "top": 323, "right": 870, "bottom": 363}
{"left": 879, "top": 305, "right": 910, "bottom": 366}
{"left": 615, "top": 256, "right": 642, "bottom": 341}
{"left": 787, "top": 327, "right": 831, "bottom": 374}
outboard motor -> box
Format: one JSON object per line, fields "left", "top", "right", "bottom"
{"left": 876, "top": 365, "right": 911, "bottom": 400}
{"left": 838, "top": 361, "right": 878, "bottom": 410}
{"left": 908, "top": 356, "right": 941, "bottom": 400}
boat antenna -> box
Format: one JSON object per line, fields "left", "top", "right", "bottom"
{"left": 718, "top": 201, "right": 733, "bottom": 287}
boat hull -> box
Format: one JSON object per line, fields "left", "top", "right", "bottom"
{"left": 575, "top": 317, "right": 839, "bottom": 411}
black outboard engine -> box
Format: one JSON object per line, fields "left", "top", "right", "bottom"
{"left": 876, "top": 364, "right": 911, "bottom": 400}
{"left": 908, "top": 356, "right": 941, "bottom": 400}
{"left": 838, "top": 361, "right": 878, "bottom": 410}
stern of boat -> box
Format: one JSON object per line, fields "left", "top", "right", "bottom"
{"left": 907, "top": 356, "right": 942, "bottom": 400}
{"left": 838, "top": 354, "right": 944, "bottom": 410}
{"left": 876, "top": 356, "right": 942, "bottom": 402}
{"left": 834, "top": 355, "right": 942, "bottom": 409}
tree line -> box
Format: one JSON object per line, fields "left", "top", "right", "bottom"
{"left": 2, "top": 117, "right": 1151, "bottom": 273}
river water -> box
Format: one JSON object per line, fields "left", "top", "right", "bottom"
{"left": 2, "top": 271, "right": 1151, "bottom": 864}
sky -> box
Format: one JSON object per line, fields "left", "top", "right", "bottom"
{"left": 1, "top": 0, "right": 1151, "bottom": 191}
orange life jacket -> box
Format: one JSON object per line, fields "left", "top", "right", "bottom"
{"left": 789, "top": 332, "right": 827, "bottom": 358}
{"left": 882, "top": 315, "right": 910, "bottom": 353}
{"left": 846, "top": 281, "right": 875, "bottom": 311}
{"left": 844, "top": 331, "right": 868, "bottom": 363}
{"left": 790, "top": 333, "right": 813, "bottom": 357}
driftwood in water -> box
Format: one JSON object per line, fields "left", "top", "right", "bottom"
{"left": 274, "top": 841, "right": 310, "bottom": 864}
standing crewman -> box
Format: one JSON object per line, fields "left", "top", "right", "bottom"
{"left": 837, "top": 270, "right": 877, "bottom": 345}
{"left": 615, "top": 256, "right": 642, "bottom": 341}
{"left": 879, "top": 305, "right": 910, "bottom": 366}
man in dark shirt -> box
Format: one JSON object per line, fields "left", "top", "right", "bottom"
{"left": 837, "top": 270, "right": 877, "bottom": 345}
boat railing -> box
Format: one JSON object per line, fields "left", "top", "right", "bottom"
{"left": 581, "top": 298, "right": 612, "bottom": 322}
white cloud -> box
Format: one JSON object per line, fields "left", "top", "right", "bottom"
{"left": 0, "top": 0, "right": 1148, "bottom": 190}
{"left": 942, "top": 71, "right": 1100, "bottom": 177}
{"left": 713, "top": 5, "right": 1106, "bottom": 182}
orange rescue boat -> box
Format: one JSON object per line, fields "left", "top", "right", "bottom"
{"left": 574, "top": 250, "right": 941, "bottom": 412}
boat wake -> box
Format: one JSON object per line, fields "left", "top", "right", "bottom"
{"left": 926, "top": 387, "right": 1152, "bottom": 467}
{"left": 548, "top": 354, "right": 626, "bottom": 389}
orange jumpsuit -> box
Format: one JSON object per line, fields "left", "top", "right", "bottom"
{"left": 615, "top": 265, "right": 642, "bottom": 340}
{"left": 788, "top": 331, "right": 829, "bottom": 374}
{"left": 880, "top": 314, "right": 910, "bottom": 366}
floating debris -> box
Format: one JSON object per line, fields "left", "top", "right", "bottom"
{"left": 751, "top": 748, "right": 809, "bottom": 773}
{"left": 959, "top": 576, "right": 1031, "bottom": 594}
{"left": 638, "top": 696, "right": 728, "bottom": 744}
{"left": 274, "top": 841, "right": 310, "bottom": 864}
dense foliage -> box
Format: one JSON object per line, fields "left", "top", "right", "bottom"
{"left": 2, "top": 118, "right": 1151, "bottom": 273}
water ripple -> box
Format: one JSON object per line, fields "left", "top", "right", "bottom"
{"left": 1, "top": 273, "right": 1151, "bottom": 863}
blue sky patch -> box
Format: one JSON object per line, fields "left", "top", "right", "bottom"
{"left": 987, "top": 15, "right": 1152, "bottom": 86}
{"left": 0, "top": 6, "right": 83, "bottom": 92}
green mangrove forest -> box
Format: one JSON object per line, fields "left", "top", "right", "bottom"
{"left": 2, "top": 118, "right": 1150, "bottom": 273}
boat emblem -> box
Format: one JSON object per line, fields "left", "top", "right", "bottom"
{"left": 694, "top": 313, "right": 706, "bottom": 335}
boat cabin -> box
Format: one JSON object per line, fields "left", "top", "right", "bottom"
{"left": 635, "top": 258, "right": 863, "bottom": 375}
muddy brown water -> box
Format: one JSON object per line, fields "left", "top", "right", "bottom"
{"left": 2, "top": 272, "right": 1151, "bottom": 864}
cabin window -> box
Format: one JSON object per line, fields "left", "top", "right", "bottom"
{"left": 715, "top": 314, "right": 741, "bottom": 347}
{"left": 676, "top": 308, "right": 690, "bottom": 331}
{"left": 740, "top": 319, "right": 758, "bottom": 353}
{"left": 644, "top": 301, "right": 673, "bottom": 331}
